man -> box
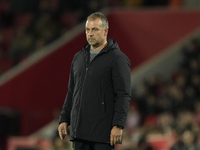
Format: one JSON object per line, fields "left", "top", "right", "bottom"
{"left": 58, "top": 12, "right": 131, "bottom": 150}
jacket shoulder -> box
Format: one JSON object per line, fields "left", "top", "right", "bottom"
{"left": 111, "top": 48, "right": 130, "bottom": 61}
{"left": 72, "top": 50, "right": 84, "bottom": 62}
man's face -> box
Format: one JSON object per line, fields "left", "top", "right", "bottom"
{"left": 85, "top": 18, "right": 108, "bottom": 48}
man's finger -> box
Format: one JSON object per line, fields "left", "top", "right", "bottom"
{"left": 110, "top": 135, "right": 114, "bottom": 146}
{"left": 61, "top": 129, "right": 67, "bottom": 140}
{"left": 113, "top": 136, "right": 117, "bottom": 145}
{"left": 58, "top": 127, "right": 64, "bottom": 140}
{"left": 58, "top": 123, "right": 68, "bottom": 140}
{"left": 117, "top": 135, "right": 121, "bottom": 143}
{"left": 63, "top": 125, "right": 67, "bottom": 135}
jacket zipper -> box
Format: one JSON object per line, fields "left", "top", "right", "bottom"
{"left": 74, "top": 52, "right": 89, "bottom": 137}
{"left": 73, "top": 50, "right": 106, "bottom": 137}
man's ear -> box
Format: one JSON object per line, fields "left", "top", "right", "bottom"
{"left": 104, "top": 28, "right": 109, "bottom": 36}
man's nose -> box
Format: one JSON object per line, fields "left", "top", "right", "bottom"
{"left": 88, "top": 30, "right": 93, "bottom": 36}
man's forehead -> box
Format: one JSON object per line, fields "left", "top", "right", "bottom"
{"left": 85, "top": 18, "right": 102, "bottom": 28}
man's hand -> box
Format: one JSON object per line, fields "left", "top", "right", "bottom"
{"left": 58, "top": 122, "right": 68, "bottom": 140}
{"left": 110, "top": 126, "right": 123, "bottom": 146}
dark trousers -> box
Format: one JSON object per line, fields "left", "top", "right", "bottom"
{"left": 73, "top": 139, "right": 115, "bottom": 150}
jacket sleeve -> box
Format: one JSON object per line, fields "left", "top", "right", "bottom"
{"left": 111, "top": 52, "right": 131, "bottom": 128}
{"left": 59, "top": 54, "right": 77, "bottom": 125}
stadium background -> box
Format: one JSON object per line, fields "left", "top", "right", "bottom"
{"left": 1, "top": 0, "right": 200, "bottom": 150}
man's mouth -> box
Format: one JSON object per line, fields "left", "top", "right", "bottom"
{"left": 88, "top": 38, "right": 95, "bottom": 41}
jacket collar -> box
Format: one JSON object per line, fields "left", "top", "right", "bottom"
{"left": 82, "top": 38, "right": 119, "bottom": 53}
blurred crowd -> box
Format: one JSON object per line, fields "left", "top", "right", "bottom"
{"left": 120, "top": 38, "right": 200, "bottom": 150}
{"left": 122, "top": 0, "right": 200, "bottom": 8}
{"left": 0, "top": 0, "right": 118, "bottom": 74}
{"left": 1, "top": 0, "right": 200, "bottom": 75}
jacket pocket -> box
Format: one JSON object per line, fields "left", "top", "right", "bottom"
{"left": 101, "top": 93, "right": 106, "bottom": 113}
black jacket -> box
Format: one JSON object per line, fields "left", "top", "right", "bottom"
{"left": 59, "top": 38, "right": 131, "bottom": 143}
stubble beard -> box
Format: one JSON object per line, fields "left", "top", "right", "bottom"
{"left": 88, "top": 38, "right": 100, "bottom": 48}
{"left": 90, "top": 42, "right": 100, "bottom": 48}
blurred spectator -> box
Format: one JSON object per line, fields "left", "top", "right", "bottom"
{"left": 194, "top": 101, "right": 200, "bottom": 124}
{"left": 8, "top": 26, "right": 34, "bottom": 65}
{"left": 123, "top": 0, "right": 144, "bottom": 7}
{"left": 157, "top": 112, "right": 175, "bottom": 131}
{"left": 168, "top": 0, "right": 183, "bottom": 8}
{"left": 137, "top": 136, "right": 153, "bottom": 150}
{"left": 126, "top": 102, "right": 141, "bottom": 134}
{"left": 183, "top": 0, "right": 200, "bottom": 8}
{"left": 171, "top": 129, "right": 200, "bottom": 150}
